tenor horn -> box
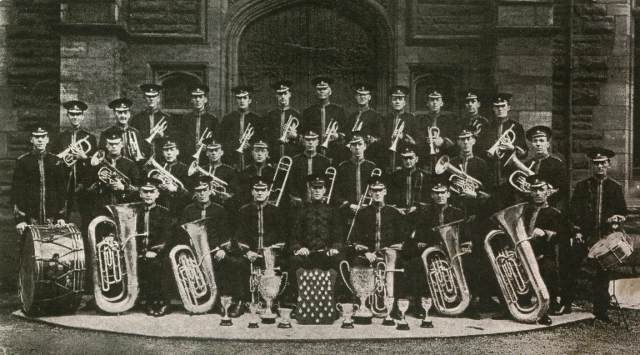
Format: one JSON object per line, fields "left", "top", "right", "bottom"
{"left": 484, "top": 203, "right": 550, "bottom": 323}
{"left": 421, "top": 219, "right": 471, "bottom": 316}
{"left": 486, "top": 123, "right": 516, "bottom": 159}
{"left": 88, "top": 203, "right": 143, "bottom": 314}
{"left": 389, "top": 120, "right": 405, "bottom": 152}
{"left": 90, "top": 150, "right": 131, "bottom": 187}
{"left": 145, "top": 157, "right": 186, "bottom": 192}
{"left": 504, "top": 152, "right": 535, "bottom": 193}
{"left": 236, "top": 123, "right": 254, "bottom": 153}
{"left": 279, "top": 116, "right": 299, "bottom": 144}
{"left": 428, "top": 126, "right": 440, "bottom": 155}
{"left": 434, "top": 155, "right": 487, "bottom": 198}
{"left": 267, "top": 156, "right": 292, "bottom": 207}
{"left": 169, "top": 218, "right": 217, "bottom": 314}
{"left": 57, "top": 136, "right": 92, "bottom": 167}
{"left": 187, "top": 161, "right": 230, "bottom": 198}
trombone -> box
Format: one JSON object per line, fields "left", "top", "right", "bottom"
{"left": 236, "top": 123, "right": 254, "bottom": 153}
{"left": 278, "top": 116, "right": 299, "bottom": 144}
{"left": 267, "top": 156, "right": 293, "bottom": 207}
{"left": 486, "top": 123, "right": 516, "bottom": 159}
{"left": 324, "top": 166, "right": 337, "bottom": 204}
{"left": 321, "top": 120, "right": 339, "bottom": 149}
{"left": 145, "top": 117, "right": 168, "bottom": 144}
{"left": 345, "top": 168, "right": 382, "bottom": 242}
{"left": 192, "top": 127, "right": 213, "bottom": 159}
{"left": 57, "top": 136, "right": 92, "bottom": 167}
{"left": 388, "top": 120, "right": 405, "bottom": 152}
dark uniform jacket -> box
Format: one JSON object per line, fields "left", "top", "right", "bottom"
{"left": 413, "top": 111, "right": 460, "bottom": 159}
{"left": 382, "top": 111, "right": 417, "bottom": 171}
{"left": 301, "top": 102, "right": 348, "bottom": 162}
{"left": 408, "top": 204, "right": 466, "bottom": 247}
{"left": 263, "top": 107, "right": 302, "bottom": 162}
{"left": 135, "top": 204, "right": 173, "bottom": 255}
{"left": 234, "top": 202, "right": 287, "bottom": 253}
{"left": 180, "top": 201, "right": 230, "bottom": 249}
{"left": 448, "top": 155, "right": 493, "bottom": 216}
{"left": 149, "top": 160, "right": 192, "bottom": 216}
{"left": 217, "top": 110, "right": 261, "bottom": 166}
{"left": 90, "top": 155, "right": 141, "bottom": 209}
{"left": 569, "top": 176, "right": 627, "bottom": 244}
{"left": 461, "top": 113, "right": 489, "bottom": 133}
{"left": 523, "top": 203, "right": 568, "bottom": 258}
{"left": 131, "top": 109, "right": 172, "bottom": 156}
{"left": 352, "top": 204, "right": 407, "bottom": 253}
{"left": 201, "top": 162, "right": 239, "bottom": 196}
{"left": 345, "top": 108, "right": 383, "bottom": 140}
{"left": 388, "top": 167, "right": 430, "bottom": 210}
{"left": 475, "top": 118, "right": 528, "bottom": 187}
{"left": 99, "top": 125, "right": 152, "bottom": 162}
{"left": 172, "top": 110, "right": 218, "bottom": 163}
{"left": 524, "top": 154, "right": 568, "bottom": 210}
{"left": 335, "top": 158, "right": 377, "bottom": 206}
{"left": 12, "top": 150, "right": 67, "bottom": 224}
{"left": 290, "top": 201, "right": 342, "bottom": 253}
{"left": 289, "top": 152, "right": 331, "bottom": 200}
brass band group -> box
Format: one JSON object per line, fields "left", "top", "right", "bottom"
{"left": 13, "top": 76, "right": 631, "bottom": 329}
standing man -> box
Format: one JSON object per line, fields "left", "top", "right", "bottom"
{"left": 335, "top": 134, "right": 377, "bottom": 212}
{"left": 388, "top": 144, "right": 430, "bottom": 214}
{"left": 288, "top": 130, "right": 331, "bottom": 204}
{"left": 345, "top": 83, "right": 383, "bottom": 165}
{"left": 131, "top": 84, "right": 171, "bottom": 156}
{"left": 383, "top": 85, "right": 416, "bottom": 172}
{"left": 100, "top": 98, "right": 151, "bottom": 163}
{"left": 13, "top": 123, "right": 68, "bottom": 233}
{"left": 264, "top": 80, "right": 301, "bottom": 162}
{"left": 217, "top": 85, "right": 261, "bottom": 170}
{"left": 568, "top": 147, "right": 627, "bottom": 322}
{"left": 200, "top": 138, "right": 239, "bottom": 206}
{"left": 147, "top": 136, "right": 191, "bottom": 219}
{"left": 239, "top": 140, "right": 275, "bottom": 204}
{"left": 460, "top": 90, "right": 488, "bottom": 134}
{"left": 414, "top": 89, "right": 460, "bottom": 171}
{"left": 174, "top": 84, "right": 218, "bottom": 164}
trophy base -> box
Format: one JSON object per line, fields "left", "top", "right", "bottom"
{"left": 382, "top": 318, "right": 396, "bottom": 326}
{"left": 396, "top": 321, "right": 410, "bottom": 331}
{"left": 352, "top": 315, "right": 372, "bottom": 325}
{"left": 248, "top": 322, "right": 259, "bottom": 329}
{"left": 420, "top": 320, "right": 434, "bottom": 328}
{"left": 277, "top": 322, "right": 292, "bottom": 329}
{"left": 261, "top": 314, "right": 277, "bottom": 324}
{"left": 220, "top": 319, "right": 233, "bottom": 326}
{"left": 341, "top": 320, "right": 354, "bottom": 329}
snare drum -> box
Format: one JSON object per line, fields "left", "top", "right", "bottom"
{"left": 18, "top": 224, "right": 85, "bottom": 315}
{"left": 588, "top": 231, "right": 634, "bottom": 270}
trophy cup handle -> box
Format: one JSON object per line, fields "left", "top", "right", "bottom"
{"left": 278, "top": 271, "right": 288, "bottom": 296}
{"left": 336, "top": 303, "right": 343, "bottom": 313}
{"left": 353, "top": 303, "right": 359, "bottom": 312}
{"left": 339, "top": 260, "right": 354, "bottom": 294}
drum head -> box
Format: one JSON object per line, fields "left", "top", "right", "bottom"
{"left": 18, "top": 235, "right": 38, "bottom": 316}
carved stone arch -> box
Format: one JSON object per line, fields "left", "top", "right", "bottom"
{"left": 223, "top": 0, "right": 394, "bottom": 112}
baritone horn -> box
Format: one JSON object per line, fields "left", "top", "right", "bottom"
{"left": 57, "top": 136, "right": 92, "bottom": 167}
{"left": 268, "top": 156, "right": 292, "bottom": 207}
{"left": 169, "top": 218, "right": 217, "bottom": 314}
{"left": 145, "top": 157, "right": 186, "bottom": 192}
{"left": 324, "top": 166, "right": 337, "bottom": 204}
{"left": 88, "top": 203, "right": 142, "bottom": 314}
{"left": 321, "top": 120, "right": 339, "bottom": 149}
{"left": 428, "top": 126, "right": 440, "bottom": 155}
{"left": 279, "top": 116, "right": 299, "bottom": 143}
{"left": 434, "top": 155, "right": 488, "bottom": 198}
{"left": 486, "top": 123, "right": 516, "bottom": 159}
{"left": 484, "top": 203, "right": 550, "bottom": 323}
{"left": 388, "top": 120, "right": 405, "bottom": 152}
{"left": 236, "top": 124, "right": 254, "bottom": 153}
{"left": 421, "top": 219, "right": 471, "bottom": 316}
{"left": 504, "top": 152, "right": 535, "bottom": 193}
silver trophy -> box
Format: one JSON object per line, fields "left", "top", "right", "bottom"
{"left": 247, "top": 302, "right": 260, "bottom": 328}
{"left": 339, "top": 261, "right": 376, "bottom": 324}
{"left": 278, "top": 307, "right": 293, "bottom": 328}
{"left": 258, "top": 271, "right": 288, "bottom": 324}
{"left": 382, "top": 296, "right": 395, "bottom": 326}
{"left": 220, "top": 295, "right": 233, "bottom": 326}
{"left": 420, "top": 297, "right": 434, "bottom": 328}
{"left": 396, "top": 298, "right": 410, "bottom": 330}
{"left": 336, "top": 303, "right": 358, "bottom": 329}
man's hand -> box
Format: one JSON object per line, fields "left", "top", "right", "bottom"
{"left": 354, "top": 244, "right": 368, "bottom": 252}
{"left": 532, "top": 228, "right": 546, "bottom": 238}
{"left": 246, "top": 250, "right": 260, "bottom": 263}
{"left": 214, "top": 249, "right": 226, "bottom": 261}
{"left": 364, "top": 252, "right": 377, "bottom": 264}
{"left": 295, "top": 247, "right": 310, "bottom": 256}
{"left": 145, "top": 251, "right": 157, "bottom": 259}
{"left": 327, "top": 248, "right": 339, "bottom": 256}
{"left": 163, "top": 182, "right": 178, "bottom": 193}
{"left": 16, "top": 222, "right": 28, "bottom": 234}
{"left": 55, "top": 219, "right": 67, "bottom": 227}
{"left": 607, "top": 215, "right": 626, "bottom": 224}
{"left": 349, "top": 204, "right": 359, "bottom": 213}
{"left": 575, "top": 232, "right": 584, "bottom": 244}
{"left": 498, "top": 141, "right": 514, "bottom": 152}
{"left": 417, "top": 242, "right": 427, "bottom": 249}
{"left": 287, "top": 127, "right": 298, "bottom": 140}
{"left": 110, "top": 180, "right": 125, "bottom": 191}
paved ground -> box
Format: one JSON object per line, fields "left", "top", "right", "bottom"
{"left": 0, "top": 292, "right": 639, "bottom": 354}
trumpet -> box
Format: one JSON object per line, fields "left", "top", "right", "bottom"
{"left": 90, "top": 150, "right": 131, "bottom": 187}
{"left": 434, "top": 155, "right": 488, "bottom": 198}
{"left": 126, "top": 130, "right": 145, "bottom": 161}
{"left": 351, "top": 117, "right": 363, "bottom": 132}
{"left": 236, "top": 123, "right": 254, "bottom": 153}
{"left": 187, "top": 161, "right": 230, "bottom": 198}
{"left": 486, "top": 123, "right": 516, "bottom": 159}
{"left": 321, "top": 120, "right": 339, "bottom": 149}
{"left": 504, "top": 152, "right": 535, "bottom": 193}
{"left": 345, "top": 168, "right": 382, "bottom": 242}
{"left": 267, "top": 156, "right": 292, "bottom": 207}
{"left": 57, "top": 136, "right": 93, "bottom": 167}
{"left": 145, "top": 157, "right": 186, "bottom": 192}
{"left": 145, "top": 117, "right": 168, "bottom": 144}
{"left": 192, "top": 127, "right": 213, "bottom": 159}
{"left": 428, "top": 126, "right": 440, "bottom": 155}
{"left": 388, "top": 120, "right": 405, "bottom": 152}
{"left": 279, "top": 116, "right": 299, "bottom": 144}
{"left": 324, "top": 166, "right": 337, "bottom": 204}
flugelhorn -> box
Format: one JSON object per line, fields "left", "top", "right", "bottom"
{"left": 486, "top": 123, "right": 516, "bottom": 159}
{"left": 389, "top": 120, "right": 405, "bottom": 152}
{"left": 434, "top": 155, "right": 488, "bottom": 198}
{"left": 279, "top": 116, "right": 299, "bottom": 144}
{"left": 126, "top": 130, "right": 145, "bottom": 161}
{"left": 421, "top": 219, "right": 471, "bottom": 316}
{"left": 484, "top": 203, "right": 551, "bottom": 323}
{"left": 428, "top": 126, "right": 440, "bottom": 155}
{"left": 187, "top": 161, "right": 230, "bottom": 198}
{"left": 90, "top": 150, "right": 131, "bottom": 187}
{"left": 268, "top": 155, "right": 292, "bottom": 207}
{"left": 145, "top": 117, "right": 168, "bottom": 144}
{"left": 192, "top": 127, "right": 213, "bottom": 159}
{"left": 345, "top": 168, "right": 382, "bottom": 242}
{"left": 57, "top": 136, "right": 92, "bottom": 167}
{"left": 145, "top": 157, "right": 186, "bottom": 192}
{"left": 504, "top": 152, "right": 535, "bottom": 193}
{"left": 236, "top": 123, "right": 254, "bottom": 153}
{"left": 324, "top": 166, "right": 337, "bottom": 204}
{"left": 321, "top": 120, "right": 339, "bottom": 149}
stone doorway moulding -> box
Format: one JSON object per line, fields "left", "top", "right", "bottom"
{"left": 222, "top": 0, "right": 395, "bottom": 113}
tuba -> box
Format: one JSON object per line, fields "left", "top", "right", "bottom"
{"left": 169, "top": 218, "right": 217, "bottom": 314}
{"left": 87, "top": 203, "right": 142, "bottom": 314}
{"left": 236, "top": 123, "right": 254, "bottom": 153}
{"left": 57, "top": 136, "right": 92, "bottom": 167}
{"left": 388, "top": 120, "right": 405, "bottom": 152}
{"left": 90, "top": 150, "right": 131, "bottom": 187}
{"left": 434, "top": 155, "right": 488, "bottom": 198}
{"left": 484, "top": 203, "right": 550, "bottom": 323}
{"left": 504, "top": 152, "right": 535, "bottom": 193}
{"left": 267, "top": 156, "right": 292, "bottom": 207}
{"left": 279, "top": 116, "right": 299, "bottom": 144}
{"left": 145, "top": 157, "right": 186, "bottom": 192}
{"left": 321, "top": 120, "right": 339, "bottom": 149}
{"left": 428, "top": 127, "right": 440, "bottom": 155}
{"left": 421, "top": 219, "right": 471, "bottom": 316}
{"left": 486, "top": 123, "right": 516, "bottom": 159}
{"left": 126, "top": 130, "right": 146, "bottom": 161}
{"left": 324, "top": 166, "right": 337, "bottom": 204}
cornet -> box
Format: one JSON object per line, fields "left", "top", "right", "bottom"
{"left": 428, "top": 127, "right": 440, "bottom": 155}
{"left": 434, "top": 155, "right": 488, "bottom": 198}
{"left": 192, "top": 127, "right": 213, "bottom": 159}
{"left": 504, "top": 152, "right": 535, "bottom": 193}
{"left": 487, "top": 123, "right": 516, "bottom": 159}
{"left": 236, "top": 123, "right": 254, "bottom": 153}
{"left": 145, "top": 117, "right": 168, "bottom": 144}
{"left": 388, "top": 120, "right": 405, "bottom": 152}
{"left": 321, "top": 120, "right": 339, "bottom": 149}
{"left": 145, "top": 157, "right": 186, "bottom": 192}
{"left": 279, "top": 116, "right": 299, "bottom": 144}
{"left": 351, "top": 117, "right": 364, "bottom": 132}
{"left": 57, "top": 136, "right": 92, "bottom": 167}
{"left": 126, "top": 130, "right": 145, "bottom": 161}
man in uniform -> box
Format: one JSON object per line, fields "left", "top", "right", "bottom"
{"left": 13, "top": 123, "right": 68, "bottom": 234}
{"left": 174, "top": 84, "right": 218, "bottom": 163}
{"left": 147, "top": 136, "right": 191, "bottom": 218}
{"left": 388, "top": 144, "right": 430, "bottom": 214}
{"left": 217, "top": 85, "right": 261, "bottom": 170}
{"left": 288, "top": 130, "right": 331, "bottom": 204}
{"left": 460, "top": 90, "right": 489, "bottom": 134}
{"left": 264, "top": 80, "right": 301, "bottom": 162}
{"left": 200, "top": 137, "right": 239, "bottom": 207}
{"left": 100, "top": 98, "right": 151, "bottom": 163}
{"left": 136, "top": 177, "right": 174, "bottom": 316}
{"left": 239, "top": 140, "right": 275, "bottom": 204}
{"left": 568, "top": 147, "right": 627, "bottom": 322}
{"left": 383, "top": 85, "right": 416, "bottom": 172}
{"left": 301, "top": 76, "right": 348, "bottom": 163}
{"left": 345, "top": 83, "right": 383, "bottom": 166}
{"left": 131, "top": 84, "right": 171, "bottom": 156}
{"left": 335, "top": 134, "right": 378, "bottom": 220}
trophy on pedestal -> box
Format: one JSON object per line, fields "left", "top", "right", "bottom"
{"left": 258, "top": 269, "right": 288, "bottom": 324}
{"left": 420, "top": 297, "right": 434, "bottom": 328}
{"left": 220, "top": 295, "right": 233, "bottom": 326}
{"left": 396, "top": 298, "right": 410, "bottom": 330}
{"left": 336, "top": 303, "right": 358, "bottom": 329}
{"left": 247, "top": 302, "right": 260, "bottom": 328}
{"left": 382, "top": 296, "right": 395, "bottom": 326}
{"left": 339, "top": 261, "right": 376, "bottom": 325}
{"left": 278, "top": 307, "right": 293, "bottom": 328}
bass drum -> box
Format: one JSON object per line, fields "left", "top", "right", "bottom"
{"left": 18, "top": 224, "right": 85, "bottom": 316}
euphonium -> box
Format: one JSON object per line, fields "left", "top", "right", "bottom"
{"left": 90, "top": 150, "right": 131, "bottom": 186}
{"left": 169, "top": 218, "right": 217, "bottom": 314}
{"left": 504, "top": 152, "right": 535, "bottom": 193}
{"left": 145, "top": 117, "right": 168, "bottom": 144}
{"left": 88, "top": 203, "right": 142, "bottom": 314}
{"left": 321, "top": 120, "right": 339, "bottom": 149}
{"left": 421, "top": 219, "right": 471, "bottom": 316}
{"left": 324, "top": 166, "right": 337, "bottom": 204}
{"left": 187, "top": 161, "right": 230, "bottom": 198}
{"left": 484, "top": 203, "right": 550, "bottom": 323}
{"left": 57, "top": 136, "right": 92, "bottom": 167}
{"left": 267, "top": 155, "right": 292, "bottom": 207}
{"left": 434, "top": 155, "right": 487, "bottom": 198}
{"left": 371, "top": 248, "right": 404, "bottom": 317}
{"left": 428, "top": 126, "right": 440, "bottom": 155}
{"left": 486, "top": 123, "right": 516, "bottom": 159}
{"left": 236, "top": 123, "right": 254, "bottom": 153}
{"left": 126, "top": 130, "right": 145, "bottom": 161}
{"left": 279, "top": 116, "right": 299, "bottom": 143}
{"left": 192, "top": 127, "right": 213, "bottom": 159}
{"left": 388, "top": 120, "right": 405, "bottom": 152}
{"left": 145, "top": 157, "right": 186, "bottom": 192}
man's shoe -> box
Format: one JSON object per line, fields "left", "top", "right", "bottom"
{"left": 154, "top": 302, "right": 171, "bottom": 317}
{"left": 146, "top": 304, "right": 155, "bottom": 316}
{"left": 537, "top": 315, "right": 552, "bottom": 326}
{"left": 413, "top": 308, "right": 426, "bottom": 319}
{"left": 491, "top": 311, "right": 510, "bottom": 320}
{"left": 594, "top": 313, "right": 612, "bottom": 323}
{"left": 229, "top": 302, "right": 245, "bottom": 318}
